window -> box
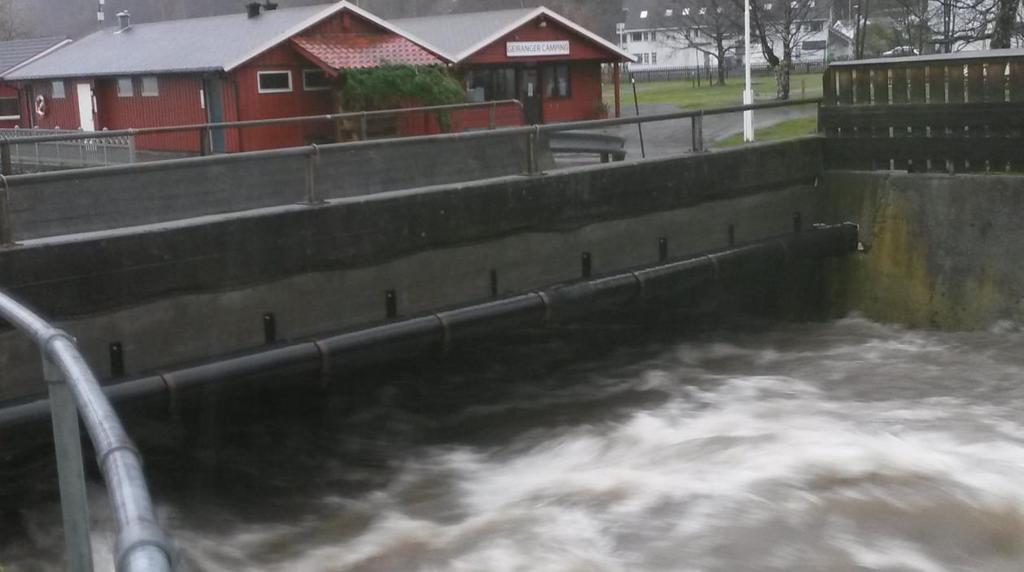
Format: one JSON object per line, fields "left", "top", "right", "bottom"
{"left": 665, "top": 9, "right": 674, "bottom": 16}
{"left": 542, "top": 64, "right": 570, "bottom": 98}
{"left": 650, "top": 31, "right": 657, "bottom": 41}
{"left": 117, "top": 77, "right": 133, "bottom": 97}
{"left": 633, "top": 53, "right": 644, "bottom": 62}
{"left": 642, "top": 53, "right": 650, "bottom": 64}
{"left": 51, "top": 80, "right": 65, "bottom": 99}
{"left": 640, "top": 10, "right": 648, "bottom": 18}
{"left": 257, "top": 70, "right": 292, "bottom": 94}
{"left": 466, "top": 67, "right": 516, "bottom": 102}
{"left": 0, "top": 97, "right": 17, "bottom": 119}
{"left": 802, "top": 40, "right": 827, "bottom": 50}
{"left": 303, "top": 69, "right": 330, "bottom": 91}
{"left": 682, "top": 8, "right": 690, "bottom": 15}
{"left": 630, "top": 32, "right": 643, "bottom": 42}
{"left": 651, "top": 52, "right": 658, "bottom": 65}
{"left": 141, "top": 76, "right": 159, "bottom": 97}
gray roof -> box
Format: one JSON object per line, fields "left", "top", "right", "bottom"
{"left": 623, "top": 1, "right": 684, "bottom": 30}
{"left": 7, "top": 3, "right": 337, "bottom": 80}
{"left": 391, "top": 8, "right": 535, "bottom": 61}
{"left": 622, "top": 0, "right": 830, "bottom": 31}
{"left": 0, "top": 36, "right": 68, "bottom": 75}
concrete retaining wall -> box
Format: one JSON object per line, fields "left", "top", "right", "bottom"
{"left": 4, "top": 130, "right": 535, "bottom": 241}
{"left": 0, "top": 137, "right": 824, "bottom": 403}
{"left": 823, "top": 170, "right": 1024, "bottom": 329}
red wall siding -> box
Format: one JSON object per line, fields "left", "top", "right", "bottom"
{"left": 542, "top": 61, "right": 603, "bottom": 123}
{"left": 94, "top": 75, "right": 207, "bottom": 153}
{"left": 26, "top": 79, "right": 81, "bottom": 130}
{"left": 465, "top": 18, "right": 618, "bottom": 65}
{"left": 232, "top": 43, "right": 335, "bottom": 151}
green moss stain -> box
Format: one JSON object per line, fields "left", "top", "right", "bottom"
{"left": 825, "top": 174, "right": 1018, "bottom": 330}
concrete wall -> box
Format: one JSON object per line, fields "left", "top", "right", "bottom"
{"left": 822, "top": 171, "right": 1024, "bottom": 329}
{"left": 4, "top": 130, "right": 535, "bottom": 240}
{"left": 0, "top": 137, "right": 824, "bottom": 403}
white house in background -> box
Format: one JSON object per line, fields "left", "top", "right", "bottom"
{"left": 618, "top": 0, "right": 719, "bottom": 70}
{"left": 619, "top": 0, "right": 852, "bottom": 71}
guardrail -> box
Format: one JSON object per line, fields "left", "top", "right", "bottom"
{"left": 0, "top": 289, "right": 175, "bottom": 571}
{"left": 822, "top": 50, "right": 1024, "bottom": 172}
{"left": 0, "top": 99, "right": 525, "bottom": 173}
{"left": 0, "top": 98, "right": 819, "bottom": 244}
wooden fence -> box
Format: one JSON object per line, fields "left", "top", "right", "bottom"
{"left": 820, "top": 51, "right": 1024, "bottom": 172}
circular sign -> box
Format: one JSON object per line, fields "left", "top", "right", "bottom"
{"left": 34, "top": 94, "right": 47, "bottom": 118}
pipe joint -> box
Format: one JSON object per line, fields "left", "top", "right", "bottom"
{"left": 115, "top": 520, "right": 177, "bottom": 572}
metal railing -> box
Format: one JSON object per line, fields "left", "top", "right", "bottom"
{"left": 0, "top": 98, "right": 821, "bottom": 244}
{"left": 0, "top": 99, "right": 525, "bottom": 174}
{"left": 0, "top": 128, "right": 136, "bottom": 171}
{"left": 0, "top": 289, "right": 175, "bottom": 571}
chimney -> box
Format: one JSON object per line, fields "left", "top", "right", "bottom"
{"left": 263, "top": 1, "right": 279, "bottom": 10}
{"left": 246, "top": 2, "right": 262, "bottom": 18}
{"left": 116, "top": 10, "right": 130, "bottom": 31}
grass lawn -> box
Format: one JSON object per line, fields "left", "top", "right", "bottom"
{"left": 712, "top": 116, "right": 819, "bottom": 148}
{"left": 605, "top": 72, "right": 822, "bottom": 110}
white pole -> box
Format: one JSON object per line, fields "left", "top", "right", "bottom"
{"left": 743, "top": 0, "right": 754, "bottom": 141}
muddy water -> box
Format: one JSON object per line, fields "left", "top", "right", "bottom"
{"left": 4, "top": 317, "right": 1024, "bottom": 571}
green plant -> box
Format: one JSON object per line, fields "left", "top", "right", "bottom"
{"left": 341, "top": 64, "right": 464, "bottom": 131}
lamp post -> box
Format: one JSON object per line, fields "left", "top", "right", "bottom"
{"left": 743, "top": 0, "right": 754, "bottom": 142}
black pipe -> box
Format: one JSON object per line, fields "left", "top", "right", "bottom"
{"left": 0, "top": 223, "right": 858, "bottom": 429}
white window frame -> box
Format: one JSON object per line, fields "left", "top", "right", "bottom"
{"left": 51, "top": 80, "right": 66, "bottom": 99}
{"left": 117, "top": 77, "right": 133, "bottom": 97}
{"left": 141, "top": 76, "right": 159, "bottom": 97}
{"left": 257, "top": 70, "right": 293, "bottom": 94}
{"left": 302, "top": 69, "right": 330, "bottom": 92}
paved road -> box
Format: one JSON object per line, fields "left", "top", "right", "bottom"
{"left": 553, "top": 101, "right": 817, "bottom": 168}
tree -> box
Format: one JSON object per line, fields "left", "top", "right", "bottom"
{"left": 853, "top": 0, "right": 871, "bottom": 57}
{"left": 662, "top": 0, "right": 742, "bottom": 85}
{"left": 745, "top": 0, "right": 821, "bottom": 99}
{"left": 0, "top": 0, "right": 25, "bottom": 41}
{"left": 991, "top": 0, "right": 1021, "bottom": 46}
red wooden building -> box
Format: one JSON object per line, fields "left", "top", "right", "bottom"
{"left": 394, "top": 8, "right": 632, "bottom": 125}
{"left": 0, "top": 37, "right": 71, "bottom": 129}
{"left": 5, "top": 2, "right": 632, "bottom": 154}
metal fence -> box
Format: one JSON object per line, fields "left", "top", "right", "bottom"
{"left": 0, "top": 289, "right": 174, "bottom": 572}
{"left": 614, "top": 62, "right": 828, "bottom": 84}
{"left": 0, "top": 100, "right": 525, "bottom": 174}
{"left": 0, "top": 128, "right": 136, "bottom": 171}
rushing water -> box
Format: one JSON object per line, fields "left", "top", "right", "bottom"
{"left": 5, "top": 316, "right": 1024, "bottom": 571}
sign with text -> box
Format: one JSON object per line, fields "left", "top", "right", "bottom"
{"left": 506, "top": 41, "right": 570, "bottom": 57}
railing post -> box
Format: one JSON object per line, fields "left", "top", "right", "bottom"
{"left": 306, "top": 144, "right": 323, "bottom": 204}
{"left": 526, "top": 125, "right": 541, "bottom": 175}
{"left": 127, "top": 135, "right": 136, "bottom": 164}
{"left": 0, "top": 139, "right": 11, "bottom": 175}
{"left": 691, "top": 111, "right": 705, "bottom": 152}
{"left": 44, "top": 351, "right": 95, "bottom": 572}
{"left": 0, "top": 181, "right": 13, "bottom": 247}
{"left": 489, "top": 102, "right": 497, "bottom": 130}
{"left": 200, "top": 126, "right": 210, "bottom": 156}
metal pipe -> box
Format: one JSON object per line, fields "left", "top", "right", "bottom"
{"left": 0, "top": 223, "right": 858, "bottom": 427}
{"left": 46, "top": 356, "right": 93, "bottom": 572}
{"left": 0, "top": 292, "right": 175, "bottom": 572}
